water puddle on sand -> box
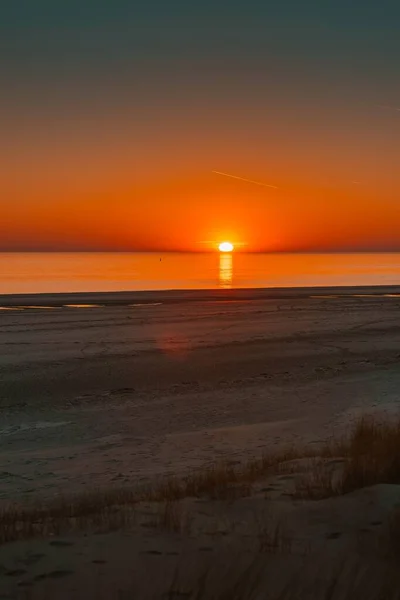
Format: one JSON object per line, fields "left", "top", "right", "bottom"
{"left": 310, "top": 294, "right": 400, "bottom": 300}
{"left": 19, "top": 306, "right": 60, "bottom": 310}
{"left": 350, "top": 294, "right": 400, "bottom": 299}
{"left": 309, "top": 295, "right": 339, "bottom": 299}
{"left": 1, "top": 303, "right": 160, "bottom": 311}
{"left": 1, "top": 305, "right": 103, "bottom": 311}
{"left": 129, "top": 303, "right": 163, "bottom": 307}
{"left": 64, "top": 304, "right": 104, "bottom": 308}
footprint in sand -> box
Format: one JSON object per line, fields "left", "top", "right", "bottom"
{"left": 5, "top": 569, "right": 27, "bottom": 577}
{"left": 92, "top": 559, "right": 107, "bottom": 564}
{"left": 18, "top": 553, "right": 45, "bottom": 566}
{"left": 34, "top": 570, "right": 73, "bottom": 581}
{"left": 326, "top": 532, "right": 342, "bottom": 540}
{"left": 49, "top": 540, "right": 74, "bottom": 547}
{"left": 18, "top": 581, "right": 33, "bottom": 588}
{"left": 277, "top": 475, "right": 296, "bottom": 481}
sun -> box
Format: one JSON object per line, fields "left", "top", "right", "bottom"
{"left": 219, "top": 241, "right": 234, "bottom": 253}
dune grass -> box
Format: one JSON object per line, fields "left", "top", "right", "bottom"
{"left": 341, "top": 416, "right": 400, "bottom": 492}
{"left": 257, "top": 519, "right": 292, "bottom": 554}
{"left": 153, "top": 499, "right": 192, "bottom": 534}
{"left": 0, "top": 449, "right": 309, "bottom": 544}
{"left": 164, "top": 559, "right": 400, "bottom": 600}
{"left": 2, "top": 415, "right": 400, "bottom": 544}
{"left": 296, "top": 415, "right": 400, "bottom": 499}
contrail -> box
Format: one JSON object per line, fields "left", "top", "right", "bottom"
{"left": 212, "top": 171, "right": 278, "bottom": 189}
{"left": 378, "top": 104, "right": 400, "bottom": 112}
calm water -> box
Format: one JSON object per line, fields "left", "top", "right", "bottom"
{"left": 1, "top": 253, "right": 400, "bottom": 295}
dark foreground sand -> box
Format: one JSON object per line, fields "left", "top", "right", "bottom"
{"left": 1, "top": 287, "right": 400, "bottom": 500}
{"left": 2, "top": 288, "right": 400, "bottom": 598}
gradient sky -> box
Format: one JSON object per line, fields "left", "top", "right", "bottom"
{"left": 1, "top": 0, "right": 400, "bottom": 252}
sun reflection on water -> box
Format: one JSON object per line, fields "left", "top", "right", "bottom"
{"left": 219, "top": 253, "right": 233, "bottom": 288}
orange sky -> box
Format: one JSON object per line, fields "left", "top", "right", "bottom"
{"left": 2, "top": 107, "right": 400, "bottom": 252}
{"left": 2, "top": 2, "right": 400, "bottom": 252}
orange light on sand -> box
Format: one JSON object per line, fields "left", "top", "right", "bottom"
{"left": 219, "top": 242, "right": 234, "bottom": 252}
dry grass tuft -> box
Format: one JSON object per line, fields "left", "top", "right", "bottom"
{"left": 294, "top": 459, "right": 342, "bottom": 499}
{"left": 164, "top": 556, "right": 400, "bottom": 600}
{"left": 143, "top": 449, "right": 314, "bottom": 504}
{"left": 184, "top": 462, "right": 252, "bottom": 500}
{"left": 340, "top": 416, "right": 400, "bottom": 493}
{"left": 295, "top": 415, "right": 400, "bottom": 500}
{"left": 378, "top": 507, "right": 400, "bottom": 560}
{"left": 0, "top": 490, "right": 138, "bottom": 544}
{"left": 155, "top": 500, "right": 191, "bottom": 534}
{"left": 3, "top": 415, "right": 400, "bottom": 545}
{"left": 169, "top": 558, "right": 266, "bottom": 600}
{"left": 257, "top": 518, "right": 292, "bottom": 554}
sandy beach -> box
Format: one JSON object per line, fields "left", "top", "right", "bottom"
{"left": 2, "top": 288, "right": 400, "bottom": 597}
{"left": 1, "top": 288, "right": 400, "bottom": 501}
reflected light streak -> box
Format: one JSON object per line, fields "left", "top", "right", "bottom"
{"left": 219, "top": 253, "right": 233, "bottom": 288}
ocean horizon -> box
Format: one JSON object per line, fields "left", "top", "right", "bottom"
{"left": 1, "top": 252, "right": 400, "bottom": 295}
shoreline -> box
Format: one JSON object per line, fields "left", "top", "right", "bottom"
{"left": 1, "top": 284, "right": 400, "bottom": 307}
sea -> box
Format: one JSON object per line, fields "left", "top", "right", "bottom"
{"left": 1, "top": 252, "right": 400, "bottom": 295}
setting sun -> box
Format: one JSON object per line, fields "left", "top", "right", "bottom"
{"left": 219, "top": 242, "right": 234, "bottom": 252}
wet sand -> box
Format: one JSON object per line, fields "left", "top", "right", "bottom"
{"left": 1, "top": 288, "right": 400, "bottom": 500}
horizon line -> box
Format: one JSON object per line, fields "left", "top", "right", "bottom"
{"left": 2, "top": 249, "right": 400, "bottom": 254}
